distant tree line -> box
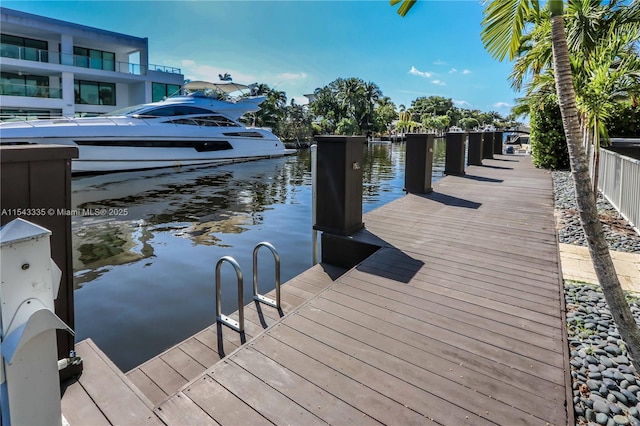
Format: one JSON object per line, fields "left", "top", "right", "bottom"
{"left": 240, "top": 78, "right": 524, "bottom": 142}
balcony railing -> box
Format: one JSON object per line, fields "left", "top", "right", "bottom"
{"left": 0, "top": 43, "right": 181, "bottom": 75}
{"left": 0, "top": 82, "right": 62, "bottom": 99}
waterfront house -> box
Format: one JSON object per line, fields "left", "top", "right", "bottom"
{"left": 0, "top": 7, "right": 184, "bottom": 119}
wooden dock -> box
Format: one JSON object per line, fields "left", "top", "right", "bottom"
{"left": 61, "top": 154, "right": 572, "bottom": 425}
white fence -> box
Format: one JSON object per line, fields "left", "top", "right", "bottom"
{"left": 598, "top": 148, "right": 640, "bottom": 234}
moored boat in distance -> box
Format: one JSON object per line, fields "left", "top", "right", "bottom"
{"left": 0, "top": 81, "right": 289, "bottom": 174}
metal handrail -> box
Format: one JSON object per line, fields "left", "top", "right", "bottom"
{"left": 215, "top": 256, "right": 244, "bottom": 333}
{"left": 252, "top": 242, "right": 281, "bottom": 309}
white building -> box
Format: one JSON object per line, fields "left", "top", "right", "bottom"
{"left": 0, "top": 7, "right": 184, "bottom": 119}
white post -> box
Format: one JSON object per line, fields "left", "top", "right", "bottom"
{"left": 0, "top": 219, "right": 73, "bottom": 426}
{"left": 311, "top": 144, "right": 318, "bottom": 265}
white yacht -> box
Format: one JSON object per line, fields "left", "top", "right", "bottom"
{"left": 0, "top": 81, "right": 288, "bottom": 174}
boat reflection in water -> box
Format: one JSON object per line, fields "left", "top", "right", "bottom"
{"left": 72, "top": 141, "right": 445, "bottom": 371}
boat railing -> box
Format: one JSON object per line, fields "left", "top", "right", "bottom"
{"left": 0, "top": 114, "right": 149, "bottom": 127}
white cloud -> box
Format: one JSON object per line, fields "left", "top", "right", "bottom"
{"left": 433, "top": 59, "right": 447, "bottom": 66}
{"left": 493, "top": 102, "right": 512, "bottom": 108}
{"left": 277, "top": 72, "right": 308, "bottom": 81}
{"left": 181, "top": 61, "right": 257, "bottom": 84}
{"left": 462, "top": 69, "right": 472, "bottom": 75}
{"left": 409, "top": 66, "right": 433, "bottom": 78}
{"left": 449, "top": 68, "right": 458, "bottom": 74}
{"left": 432, "top": 80, "right": 446, "bottom": 86}
{"left": 454, "top": 99, "right": 471, "bottom": 107}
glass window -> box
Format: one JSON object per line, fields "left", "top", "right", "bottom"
{"left": 74, "top": 47, "right": 89, "bottom": 68}
{"left": 152, "top": 83, "right": 183, "bottom": 102}
{"left": 73, "top": 46, "right": 114, "bottom": 71}
{"left": 1, "top": 34, "right": 47, "bottom": 62}
{"left": 167, "top": 84, "right": 180, "bottom": 97}
{"left": 152, "top": 83, "right": 167, "bottom": 102}
{"left": 75, "top": 81, "right": 116, "bottom": 105}
{"left": 81, "top": 81, "right": 99, "bottom": 105}
{"left": 99, "top": 85, "right": 114, "bottom": 105}
{"left": 89, "top": 49, "right": 102, "bottom": 70}
{"left": 103, "top": 52, "right": 115, "bottom": 71}
{"left": 1, "top": 72, "right": 49, "bottom": 98}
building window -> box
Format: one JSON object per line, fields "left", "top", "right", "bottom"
{"left": 74, "top": 80, "right": 116, "bottom": 105}
{"left": 152, "top": 83, "right": 181, "bottom": 102}
{"left": 73, "top": 46, "right": 116, "bottom": 71}
{"left": 1, "top": 72, "right": 51, "bottom": 98}
{"left": 1, "top": 34, "right": 48, "bottom": 62}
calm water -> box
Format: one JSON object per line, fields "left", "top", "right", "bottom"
{"left": 71, "top": 141, "right": 446, "bottom": 371}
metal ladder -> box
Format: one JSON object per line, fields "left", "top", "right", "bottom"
{"left": 215, "top": 256, "right": 244, "bottom": 333}
{"left": 252, "top": 242, "right": 281, "bottom": 310}
{"left": 215, "top": 242, "right": 281, "bottom": 334}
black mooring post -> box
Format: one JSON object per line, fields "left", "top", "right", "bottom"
{"left": 467, "top": 132, "right": 483, "bottom": 166}
{"left": 493, "top": 131, "right": 504, "bottom": 155}
{"left": 313, "top": 135, "right": 365, "bottom": 236}
{"left": 404, "top": 133, "right": 434, "bottom": 194}
{"left": 482, "top": 132, "right": 494, "bottom": 160}
{"left": 444, "top": 132, "right": 466, "bottom": 176}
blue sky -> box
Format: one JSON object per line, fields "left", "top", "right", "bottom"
{"left": 4, "top": 1, "right": 520, "bottom": 116}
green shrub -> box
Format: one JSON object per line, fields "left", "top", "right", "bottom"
{"left": 607, "top": 101, "right": 639, "bottom": 138}
{"left": 530, "top": 97, "right": 570, "bottom": 170}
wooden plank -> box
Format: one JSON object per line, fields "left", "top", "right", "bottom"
{"left": 73, "top": 339, "right": 161, "bottom": 424}
{"left": 179, "top": 336, "right": 223, "bottom": 368}
{"left": 371, "top": 247, "right": 561, "bottom": 300}
{"left": 155, "top": 392, "right": 218, "bottom": 425}
{"left": 139, "top": 357, "right": 189, "bottom": 396}
{"left": 61, "top": 379, "right": 111, "bottom": 426}
{"left": 343, "top": 271, "right": 563, "bottom": 341}
{"left": 160, "top": 347, "right": 207, "bottom": 381}
{"left": 230, "top": 346, "right": 379, "bottom": 425}
{"left": 268, "top": 324, "right": 492, "bottom": 425}
{"left": 307, "top": 293, "right": 564, "bottom": 401}
{"left": 126, "top": 369, "right": 168, "bottom": 407}
{"left": 286, "top": 312, "right": 546, "bottom": 425}
{"left": 183, "top": 375, "right": 271, "bottom": 426}
{"left": 328, "top": 282, "right": 564, "bottom": 367}
{"left": 209, "top": 360, "right": 326, "bottom": 425}
{"left": 194, "top": 327, "right": 239, "bottom": 357}
{"left": 252, "top": 332, "right": 437, "bottom": 425}
{"left": 322, "top": 284, "right": 565, "bottom": 385}
{"left": 302, "top": 296, "right": 565, "bottom": 423}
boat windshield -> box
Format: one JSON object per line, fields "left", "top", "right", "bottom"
{"left": 104, "top": 104, "right": 152, "bottom": 116}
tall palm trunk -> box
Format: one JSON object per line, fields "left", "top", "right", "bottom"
{"left": 549, "top": 6, "right": 640, "bottom": 371}
{"left": 592, "top": 120, "right": 600, "bottom": 201}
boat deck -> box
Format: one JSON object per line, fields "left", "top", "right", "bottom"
{"left": 62, "top": 154, "right": 572, "bottom": 425}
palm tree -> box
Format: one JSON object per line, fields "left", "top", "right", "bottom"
{"left": 392, "top": 0, "right": 640, "bottom": 371}
{"left": 504, "top": 0, "right": 640, "bottom": 193}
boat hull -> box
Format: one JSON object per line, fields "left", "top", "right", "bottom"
{"left": 1, "top": 132, "right": 287, "bottom": 173}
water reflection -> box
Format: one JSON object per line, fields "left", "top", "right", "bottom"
{"left": 71, "top": 141, "right": 444, "bottom": 371}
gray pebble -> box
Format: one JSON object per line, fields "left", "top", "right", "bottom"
{"left": 596, "top": 412, "right": 609, "bottom": 424}
{"left": 614, "top": 414, "right": 630, "bottom": 425}
{"left": 595, "top": 399, "right": 611, "bottom": 414}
